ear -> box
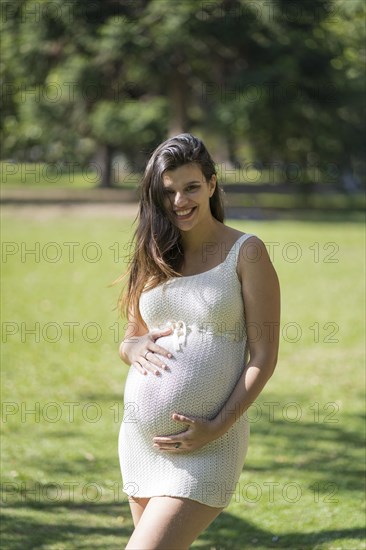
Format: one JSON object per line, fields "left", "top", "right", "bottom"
{"left": 209, "top": 174, "right": 217, "bottom": 197}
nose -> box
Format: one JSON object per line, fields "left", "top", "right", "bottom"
{"left": 173, "top": 192, "right": 187, "bottom": 207}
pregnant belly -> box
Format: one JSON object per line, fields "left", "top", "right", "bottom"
{"left": 122, "top": 333, "right": 244, "bottom": 437}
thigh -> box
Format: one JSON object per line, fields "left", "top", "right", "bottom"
{"left": 128, "top": 496, "right": 150, "bottom": 527}
{"left": 125, "top": 496, "right": 224, "bottom": 550}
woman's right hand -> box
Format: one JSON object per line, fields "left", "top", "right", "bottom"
{"left": 119, "top": 327, "right": 173, "bottom": 376}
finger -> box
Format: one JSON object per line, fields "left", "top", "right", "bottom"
{"left": 149, "top": 342, "right": 173, "bottom": 359}
{"left": 132, "top": 361, "right": 147, "bottom": 376}
{"left": 143, "top": 351, "right": 169, "bottom": 370}
{"left": 153, "top": 445, "right": 180, "bottom": 452}
{"left": 140, "top": 357, "right": 163, "bottom": 376}
{"left": 153, "top": 445, "right": 182, "bottom": 453}
{"left": 151, "top": 327, "right": 173, "bottom": 340}
{"left": 150, "top": 331, "right": 174, "bottom": 355}
{"left": 153, "top": 437, "right": 179, "bottom": 444}
{"left": 172, "top": 413, "right": 195, "bottom": 425}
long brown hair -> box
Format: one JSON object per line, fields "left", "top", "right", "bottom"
{"left": 114, "top": 133, "right": 225, "bottom": 323}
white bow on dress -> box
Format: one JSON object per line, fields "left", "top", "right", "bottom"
{"left": 165, "top": 320, "right": 187, "bottom": 351}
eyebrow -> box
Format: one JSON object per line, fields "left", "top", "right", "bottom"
{"left": 164, "top": 180, "right": 201, "bottom": 188}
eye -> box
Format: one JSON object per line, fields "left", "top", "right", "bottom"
{"left": 187, "top": 185, "right": 199, "bottom": 191}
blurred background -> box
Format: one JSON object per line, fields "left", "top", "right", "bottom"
{"left": 1, "top": 2, "right": 365, "bottom": 549}
{"left": 1, "top": 0, "right": 365, "bottom": 215}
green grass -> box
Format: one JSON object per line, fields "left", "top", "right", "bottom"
{"left": 1, "top": 208, "right": 364, "bottom": 549}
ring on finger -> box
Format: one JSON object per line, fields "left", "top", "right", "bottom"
{"left": 144, "top": 350, "right": 150, "bottom": 360}
{"left": 174, "top": 442, "right": 181, "bottom": 449}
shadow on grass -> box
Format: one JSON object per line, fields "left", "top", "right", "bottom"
{"left": 1, "top": 499, "right": 364, "bottom": 550}
{"left": 65, "top": 389, "right": 364, "bottom": 494}
{"left": 199, "top": 514, "right": 365, "bottom": 549}
{"left": 0, "top": 500, "right": 131, "bottom": 550}
{"left": 2, "top": 389, "right": 363, "bottom": 549}
{"left": 245, "top": 392, "right": 364, "bottom": 491}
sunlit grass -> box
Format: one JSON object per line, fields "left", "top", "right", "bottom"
{"left": 1, "top": 208, "right": 364, "bottom": 549}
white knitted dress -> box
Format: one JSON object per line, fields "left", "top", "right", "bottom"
{"left": 118, "top": 233, "right": 255, "bottom": 508}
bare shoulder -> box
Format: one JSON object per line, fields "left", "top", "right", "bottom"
{"left": 222, "top": 224, "right": 259, "bottom": 245}
{"left": 220, "top": 225, "right": 247, "bottom": 246}
{"left": 236, "top": 235, "right": 275, "bottom": 281}
{"left": 222, "top": 225, "right": 246, "bottom": 239}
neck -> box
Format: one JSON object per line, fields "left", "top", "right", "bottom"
{"left": 180, "top": 216, "right": 223, "bottom": 255}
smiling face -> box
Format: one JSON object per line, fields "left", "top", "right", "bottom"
{"left": 162, "top": 163, "right": 216, "bottom": 231}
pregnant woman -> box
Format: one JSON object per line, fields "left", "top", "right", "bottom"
{"left": 117, "top": 133, "right": 280, "bottom": 549}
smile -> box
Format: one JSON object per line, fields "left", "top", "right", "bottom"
{"left": 174, "top": 207, "right": 196, "bottom": 219}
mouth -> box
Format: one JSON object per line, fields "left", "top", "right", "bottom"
{"left": 173, "top": 207, "right": 197, "bottom": 220}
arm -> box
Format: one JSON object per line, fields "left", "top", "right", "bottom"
{"left": 153, "top": 236, "right": 280, "bottom": 451}
{"left": 211, "top": 235, "right": 280, "bottom": 436}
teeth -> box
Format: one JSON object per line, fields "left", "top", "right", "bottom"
{"left": 176, "top": 208, "right": 194, "bottom": 216}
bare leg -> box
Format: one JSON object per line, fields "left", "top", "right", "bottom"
{"left": 125, "top": 496, "right": 224, "bottom": 550}
{"left": 128, "top": 496, "right": 150, "bottom": 527}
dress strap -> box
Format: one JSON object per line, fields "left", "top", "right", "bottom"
{"left": 225, "top": 233, "right": 256, "bottom": 270}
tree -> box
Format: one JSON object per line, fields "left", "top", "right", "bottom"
{"left": 1, "top": 0, "right": 364, "bottom": 189}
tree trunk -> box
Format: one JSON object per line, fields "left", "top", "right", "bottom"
{"left": 97, "top": 143, "right": 114, "bottom": 188}
{"left": 168, "top": 69, "right": 188, "bottom": 137}
{"left": 227, "top": 133, "right": 241, "bottom": 168}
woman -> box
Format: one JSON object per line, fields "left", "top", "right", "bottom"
{"left": 117, "top": 133, "right": 280, "bottom": 549}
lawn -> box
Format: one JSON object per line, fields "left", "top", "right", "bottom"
{"left": 0, "top": 206, "right": 364, "bottom": 549}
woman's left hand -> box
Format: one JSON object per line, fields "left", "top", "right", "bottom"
{"left": 152, "top": 413, "right": 222, "bottom": 453}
